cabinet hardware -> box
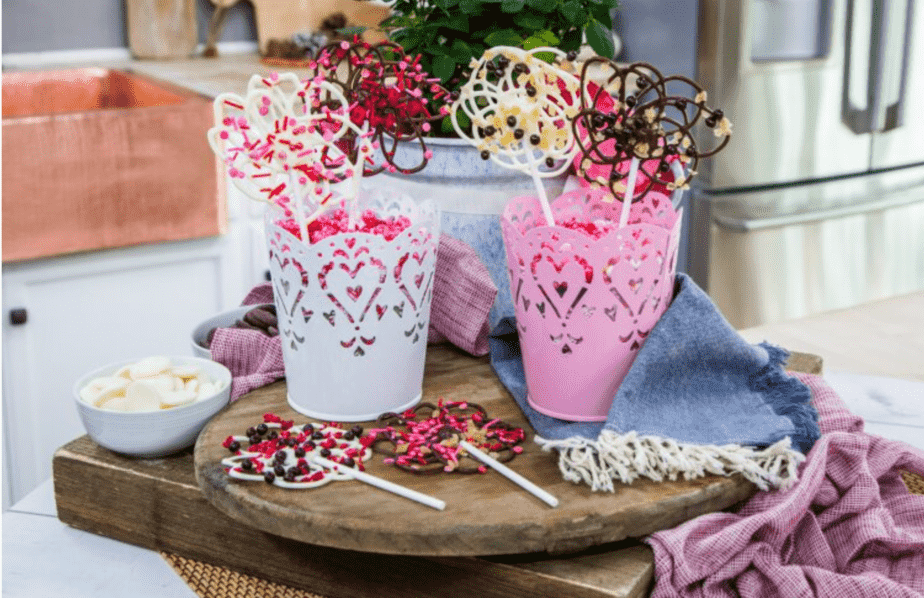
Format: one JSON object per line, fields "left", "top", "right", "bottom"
{"left": 10, "top": 308, "right": 28, "bottom": 326}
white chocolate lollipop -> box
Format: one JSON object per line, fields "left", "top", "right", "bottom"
{"left": 451, "top": 47, "right": 582, "bottom": 226}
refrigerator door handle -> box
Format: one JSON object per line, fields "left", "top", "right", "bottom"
{"left": 878, "top": 0, "right": 915, "bottom": 131}
{"left": 842, "top": 0, "right": 880, "bottom": 134}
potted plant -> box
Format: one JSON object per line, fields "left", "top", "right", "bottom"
{"left": 366, "top": 0, "right": 622, "bottom": 327}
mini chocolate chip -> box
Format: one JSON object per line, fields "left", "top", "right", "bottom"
{"left": 592, "top": 114, "right": 606, "bottom": 129}
{"left": 275, "top": 450, "right": 287, "bottom": 461}
{"left": 320, "top": 448, "right": 331, "bottom": 457}
{"left": 351, "top": 425, "right": 363, "bottom": 436}
{"left": 705, "top": 115, "right": 718, "bottom": 128}
{"left": 268, "top": 431, "right": 278, "bottom": 440}
{"left": 625, "top": 95, "right": 637, "bottom": 107}
{"left": 263, "top": 471, "right": 275, "bottom": 483}
{"left": 513, "top": 129, "right": 524, "bottom": 140}
{"left": 485, "top": 125, "right": 496, "bottom": 136}
{"left": 530, "top": 133, "right": 540, "bottom": 145}
{"left": 245, "top": 427, "right": 256, "bottom": 437}
{"left": 294, "top": 447, "right": 306, "bottom": 458}
{"left": 566, "top": 50, "right": 578, "bottom": 61}
{"left": 545, "top": 157, "right": 555, "bottom": 168}
{"left": 287, "top": 438, "right": 298, "bottom": 447}
{"left": 713, "top": 109, "right": 723, "bottom": 118}
{"left": 342, "top": 457, "right": 355, "bottom": 467}
{"left": 284, "top": 472, "right": 296, "bottom": 482}
{"left": 248, "top": 435, "right": 260, "bottom": 446}
{"left": 343, "top": 431, "right": 355, "bottom": 441}
{"left": 274, "top": 464, "right": 285, "bottom": 476}
{"left": 506, "top": 115, "right": 517, "bottom": 127}
{"left": 256, "top": 423, "right": 268, "bottom": 435}
{"left": 311, "top": 431, "right": 323, "bottom": 440}
{"left": 480, "top": 150, "right": 490, "bottom": 160}
{"left": 526, "top": 86, "right": 537, "bottom": 97}
{"left": 228, "top": 441, "right": 240, "bottom": 453}
{"left": 659, "top": 161, "right": 671, "bottom": 172}
{"left": 240, "top": 460, "right": 252, "bottom": 470}
{"left": 305, "top": 441, "right": 316, "bottom": 451}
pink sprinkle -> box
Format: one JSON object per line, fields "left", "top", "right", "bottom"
{"left": 262, "top": 95, "right": 271, "bottom": 106}
{"left": 424, "top": 150, "right": 433, "bottom": 160}
{"left": 422, "top": 123, "right": 431, "bottom": 132}
{"left": 270, "top": 72, "right": 279, "bottom": 82}
{"left": 512, "top": 446, "right": 524, "bottom": 454}
{"left": 340, "top": 41, "right": 350, "bottom": 49}
{"left": 258, "top": 106, "right": 269, "bottom": 116}
{"left": 219, "top": 131, "right": 229, "bottom": 140}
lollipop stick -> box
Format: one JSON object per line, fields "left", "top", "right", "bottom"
{"left": 459, "top": 440, "right": 559, "bottom": 508}
{"left": 670, "top": 160, "right": 686, "bottom": 210}
{"left": 532, "top": 170, "right": 556, "bottom": 227}
{"left": 618, "top": 157, "right": 641, "bottom": 229}
{"left": 310, "top": 456, "right": 446, "bottom": 511}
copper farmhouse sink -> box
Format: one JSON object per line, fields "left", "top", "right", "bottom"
{"left": 2, "top": 68, "right": 224, "bottom": 262}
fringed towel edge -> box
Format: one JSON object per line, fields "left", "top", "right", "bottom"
{"left": 753, "top": 343, "right": 820, "bottom": 454}
{"left": 534, "top": 430, "right": 804, "bottom": 493}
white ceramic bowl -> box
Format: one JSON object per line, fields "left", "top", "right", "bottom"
{"left": 190, "top": 304, "right": 275, "bottom": 359}
{"left": 73, "top": 356, "right": 232, "bottom": 457}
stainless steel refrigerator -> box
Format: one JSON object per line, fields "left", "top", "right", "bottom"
{"left": 689, "top": 0, "right": 924, "bottom": 328}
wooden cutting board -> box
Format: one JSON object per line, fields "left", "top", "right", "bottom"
{"left": 126, "top": 0, "right": 198, "bottom": 59}
{"left": 195, "top": 345, "right": 822, "bottom": 557}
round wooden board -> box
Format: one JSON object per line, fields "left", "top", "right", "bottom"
{"left": 196, "top": 345, "right": 778, "bottom": 557}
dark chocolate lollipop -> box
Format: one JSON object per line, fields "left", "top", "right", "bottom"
{"left": 572, "top": 58, "right": 732, "bottom": 202}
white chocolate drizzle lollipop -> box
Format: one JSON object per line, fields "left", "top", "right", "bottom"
{"left": 451, "top": 47, "right": 582, "bottom": 226}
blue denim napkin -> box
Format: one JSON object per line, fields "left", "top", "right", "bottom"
{"left": 490, "top": 273, "right": 820, "bottom": 491}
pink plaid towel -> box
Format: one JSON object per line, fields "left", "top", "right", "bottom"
{"left": 647, "top": 373, "right": 924, "bottom": 598}
{"left": 211, "top": 233, "right": 497, "bottom": 401}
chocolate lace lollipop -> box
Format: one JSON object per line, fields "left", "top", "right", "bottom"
{"left": 208, "top": 74, "right": 374, "bottom": 240}
{"left": 309, "top": 38, "right": 451, "bottom": 176}
{"left": 222, "top": 414, "right": 445, "bottom": 509}
{"left": 369, "top": 400, "right": 526, "bottom": 475}
{"left": 573, "top": 59, "right": 731, "bottom": 228}
{"left": 451, "top": 47, "right": 582, "bottom": 226}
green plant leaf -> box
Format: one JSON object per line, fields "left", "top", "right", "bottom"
{"left": 432, "top": 55, "right": 458, "bottom": 81}
{"left": 443, "top": 15, "right": 470, "bottom": 31}
{"left": 449, "top": 39, "right": 473, "bottom": 61}
{"left": 501, "top": 0, "right": 525, "bottom": 13}
{"left": 435, "top": 0, "right": 459, "bottom": 8}
{"left": 585, "top": 19, "right": 615, "bottom": 58}
{"left": 538, "top": 29, "right": 559, "bottom": 43}
{"left": 525, "top": 0, "right": 557, "bottom": 13}
{"left": 460, "top": 0, "right": 483, "bottom": 13}
{"left": 513, "top": 11, "right": 546, "bottom": 29}
{"left": 484, "top": 29, "right": 524, "bottom": 46}
{"left": 560, "top": 1, "right": 586, "bottom": 26}
{"left": 590, "top": 5, "right": 613, "bottom": 28}
{"left": 522, "top": 35, "right": 547, "bottom": 50}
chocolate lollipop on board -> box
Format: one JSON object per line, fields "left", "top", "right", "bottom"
{"left": 451, "top": 47, "right": 582, "bottom": 227}
{"left": 572, "top": 58, "right": 732, "bottom": 228}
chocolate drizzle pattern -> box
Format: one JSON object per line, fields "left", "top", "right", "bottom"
{"left": 573, "top": 58, "right": 732, "bottom": 201}
{"left": 309, "top": 39, "right": 451, "bottom": 176}
{"left": 369, "top": 401, "right": 526, "bottom": 475}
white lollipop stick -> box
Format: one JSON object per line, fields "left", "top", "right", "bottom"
{"left": 310, "top": 455, "right": 446, "bottom": 511}
{"left": 459, "top": 440, "right": 559, "bottom": 508}
{"left": 618, "top": 157, "right": 641, "bottom": 229}
{"left": 670, "top": 160, "right": 687, "bottom": 210}
{"left": 532, "top": 171, "right": 556, "bottom": 227}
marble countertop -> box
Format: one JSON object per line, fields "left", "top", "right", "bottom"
{"left": 5, "top": 291, "right": 923, "bottom": 598}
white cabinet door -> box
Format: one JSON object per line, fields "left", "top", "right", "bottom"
{"left": 2, "top": 234, "right": 248, "bottom": 509}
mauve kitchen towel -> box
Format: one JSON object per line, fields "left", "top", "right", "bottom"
{"left": 211, "top": 233, "right": 497, "bottom": 400}
{"left": 490, "top": 273, "right": 821, "bottom": 491}
{"left": 647, "top": 373, "right": 924, "bottom": 598}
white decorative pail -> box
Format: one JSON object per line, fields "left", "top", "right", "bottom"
{"left": 265, "top": 188, "right": 440, "bottom": 421}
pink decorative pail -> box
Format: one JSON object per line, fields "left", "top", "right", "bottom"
{"left": 500, "top": 189, "right": 683, "bottom": 422}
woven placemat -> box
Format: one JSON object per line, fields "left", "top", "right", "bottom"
{"left": 161, "top": 552, "right": 327, "bottom": 598}
{"left": 162, "top": 471, "right": 924, "bottom": 598}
